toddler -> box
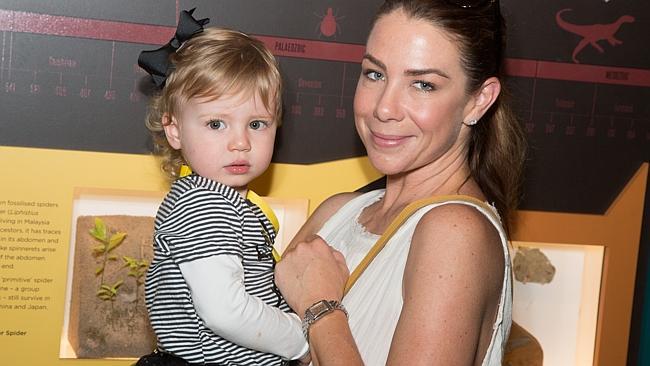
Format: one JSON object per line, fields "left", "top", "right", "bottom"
{"left": 136, "top": 9, "right": 308, "bottom": 366}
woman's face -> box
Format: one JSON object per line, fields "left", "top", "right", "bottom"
{"left": 354, "top": 9, "right": 479, "bottom": 176}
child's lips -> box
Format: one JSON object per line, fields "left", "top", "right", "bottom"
{"left": 225, "top": 161, "right": 250, "bottom": 174}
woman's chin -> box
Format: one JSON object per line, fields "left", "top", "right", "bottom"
{"left": 367, "top": 156, "right": 409, "bottom": 176}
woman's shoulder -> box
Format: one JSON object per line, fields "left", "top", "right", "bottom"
{"left": 313, "top": 190, "right": 386, "bottom": 227}
{"left": 411, "top": 201, "right": 505, "bottom": 272}
{"left": 311, "top": 191, "right": 363, "bottom": 223}
{"left": 320, "top": 189, "right": 384, "bottom": 213}
{"left": 287, "top": 192, "right": 363, "bottom": 246}
{"left": 417, "top": 200, "right": 502, "bottom": 240}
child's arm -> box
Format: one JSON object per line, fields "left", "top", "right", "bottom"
{"left": 179, "top": 255, "right": 309, "bottom": 360}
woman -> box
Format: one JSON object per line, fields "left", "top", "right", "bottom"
{"left": 276, "top": 0, "right": 526, "bottom": 365}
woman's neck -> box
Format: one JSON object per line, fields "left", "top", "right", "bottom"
{"left": 358, "top": 149, "right": 480, "bottom": 235}
{"left": 382, "top": 148, "right": 476, "bottom": 209}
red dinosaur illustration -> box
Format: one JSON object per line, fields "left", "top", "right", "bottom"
{"left": 556, "top": 8, "right": 634, "bottom": 64}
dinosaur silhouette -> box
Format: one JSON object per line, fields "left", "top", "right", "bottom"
{"left": 555, "top": 8, "right": 634, "bottom": 63}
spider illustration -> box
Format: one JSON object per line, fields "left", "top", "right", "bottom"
{"left": 315, "top": 7, "right": 345, "bottom": 38}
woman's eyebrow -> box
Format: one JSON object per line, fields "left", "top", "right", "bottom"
{"left": 405, "top": 68, "right": 450, "bottom": 79}
{"left": 363, "top": 53, "right": 450, "bottom": 79}
{"left": 362, "top": 53, "right": 386, "bottom": 70}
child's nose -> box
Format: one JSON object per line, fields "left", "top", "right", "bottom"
{"left": 228, "top": 131, "right": 251, "bottom": 151}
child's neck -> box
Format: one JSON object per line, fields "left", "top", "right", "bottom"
{"left": 180, "top": 166, "right": 249, "bottom": 198}
{"left": 237, "top": 187, "right": 249, "bottom": 198}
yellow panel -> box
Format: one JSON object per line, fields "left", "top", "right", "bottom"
{"left": 0, "top": 146, "right": 381, "bottom": 365}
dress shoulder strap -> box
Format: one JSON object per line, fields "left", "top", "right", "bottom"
{"left": 344, "top": 194, "right": 501, "bottom": 295}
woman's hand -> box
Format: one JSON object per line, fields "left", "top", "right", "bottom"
{"left": 277, "top": 237, "right": 363, "bottom": 366}
{"left": 275, "top": 236, "right": 349, "bottom": 316}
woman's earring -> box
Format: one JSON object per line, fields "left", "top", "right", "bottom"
{"left": 463, "top": 119, "right": 478, "bottom": 126}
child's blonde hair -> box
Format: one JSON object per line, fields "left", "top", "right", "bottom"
{"left": 145, "top": 27, "right": 282, "bottom": 180}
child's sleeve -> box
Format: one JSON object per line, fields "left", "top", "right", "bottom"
{"left": 179, "top": 255, "right": 309, "bottom": 360}
{"left": 157, "top": 188, "right": 244, "bottom": 262}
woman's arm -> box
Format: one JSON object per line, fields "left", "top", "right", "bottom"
{"left": 275, "top": 237, "right": 363, "bottom": 366}
{"left": 306, "top": 310, "right": 361, "bottom": 366}
{"left": 276, "top": 192, "right": 364, "bottom": 365}
{"left": 180, "top": 255, "right": 309, "bottom": 359}
{"left": 385, "top": 204, "right": 504, "bottom": 366}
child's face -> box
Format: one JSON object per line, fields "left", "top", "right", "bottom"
{"left": 164, "top": 90, "right": 277, "bottom": 195}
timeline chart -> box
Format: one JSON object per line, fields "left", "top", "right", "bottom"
{"left": 0, "top": 0, "right": 649, "bottom": 213}
{"left": 504, "top": 58, "right": 650, "bottom": 213}
{"left": 0, "top": 2, "right": 374, "bottom": 163}
{"left": 0, "top": 0, "right": 176, "bottom": 25}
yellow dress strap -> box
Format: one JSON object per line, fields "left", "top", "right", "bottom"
{"left": 344, "top": 194, "right": 499, "bottom": 295}
{"left": 247, "top": 190, "right": 281, "bottom": 262}
{"left": 246, "top": 189, "right": 280, "bottom": 234}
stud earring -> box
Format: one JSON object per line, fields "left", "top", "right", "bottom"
{"left": 463, "top": 119, "right": 478, "bottom": 126}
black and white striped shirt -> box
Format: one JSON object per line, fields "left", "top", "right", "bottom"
{"left": 145, "top": 174, "right": 290, "bottom": 365}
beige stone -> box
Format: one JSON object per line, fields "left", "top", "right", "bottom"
{"left": 513, "top": 247, "right": 556, "bottom": 285}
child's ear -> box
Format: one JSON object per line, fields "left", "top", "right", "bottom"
{"left": 463, "top": 76, "right": 501, "bottom": 124}
{"left": 163, "top": 113, "right": 182, "bottom": 150}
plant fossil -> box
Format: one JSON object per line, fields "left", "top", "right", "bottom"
{"left": 122, "top": 256, "right": 148, "bottom": 283}
{"left": 97, "top": 280, "right": 124, "bottom": 301}
{"left": 89, "top": 217, "right": 127, "bottom": 301}
{"left": 122, "top": 255, "right": 148, "bottom": 304}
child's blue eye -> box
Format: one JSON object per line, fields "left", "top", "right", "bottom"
{"left": 364, "top": 70, "right": 384, "bottom": 81}
{"left": 249, "top": 120, "right": 268, "bottom": 130}
{"left": 208, "top": 119, "right": 225, "bottom": 130}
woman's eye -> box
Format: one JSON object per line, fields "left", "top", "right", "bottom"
{"left": 208, "top": 119, "right": 225, "bottom": 130}
{"left": 413, "top": 81, "right": 435, "bottom": 92}
{"left": 249, "top": 120, "right": 269, "bottom": 130}
{"left": 364, "top": 70, "right": 384, "bottom": 81}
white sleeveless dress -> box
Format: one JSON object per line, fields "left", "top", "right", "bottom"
{"left": 317, "top": 190, "right": 512, "bottom": 366}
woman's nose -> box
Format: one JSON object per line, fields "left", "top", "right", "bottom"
{"left": 373, "top": 84, "right": 404, "bottom": 123}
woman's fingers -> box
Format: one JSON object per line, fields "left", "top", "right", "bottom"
{"left": 332, "top": 249, "right": 347, "bottom": 267}
{"left": 275, "top": 236, "right": 349, "bottom": 315}
{"left": 332, "top": 249, "right": 350, "bottom": 279}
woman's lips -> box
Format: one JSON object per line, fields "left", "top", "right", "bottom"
{"left": 370, "top": 131, "right": 409, "bottom": 147}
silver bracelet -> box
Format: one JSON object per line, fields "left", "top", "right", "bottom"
{"left": 301, "top": 300, "right": 348, "bottom": 342}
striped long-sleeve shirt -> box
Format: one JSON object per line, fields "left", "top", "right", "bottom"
{"left": 145, "top": 174, "right": 293, "bottom": 365}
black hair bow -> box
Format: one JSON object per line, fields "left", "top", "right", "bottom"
{"left": 138, "top": 8, "right": 209, "bottom": 88}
